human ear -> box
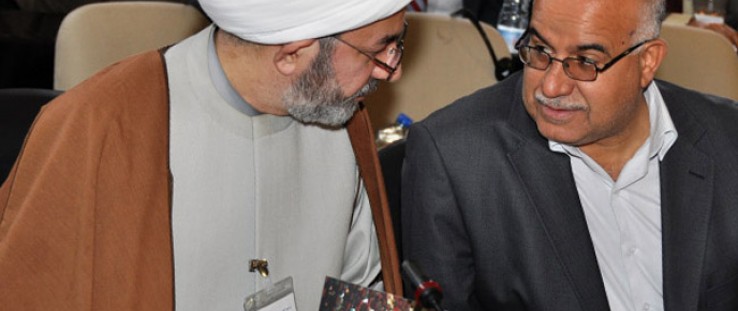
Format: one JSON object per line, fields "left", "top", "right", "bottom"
{"left": 638, "top": 38, "right": 668, "bottom": 88}
{"left": 274, "top": 39, "right": 318, "bottom": 75}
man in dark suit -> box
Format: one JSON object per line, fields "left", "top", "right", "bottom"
{"left": 402, "top": 0, "right": 738, "bottom": 309}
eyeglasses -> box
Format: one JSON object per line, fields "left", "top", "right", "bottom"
{"left": 516, "top": 38, "right": 654, "bottom": 81}
{"left": 332, "top": 21, "right": 408, "bottom": 81}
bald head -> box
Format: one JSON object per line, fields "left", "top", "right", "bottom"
{"left": 529, "top": 0, "right": 666, "bottom": 44}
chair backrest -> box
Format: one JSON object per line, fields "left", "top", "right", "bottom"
{"left": 54, "top": 1, "right": 210, "bottom": 90}
{"left": 0, "top": 88, "right": 61, "bottom": 183}
{"left": 364, "top": 12, "right": 511, "bottom": 129}
{"left": 656, "top": 23, "right": 738, "bottom": 101}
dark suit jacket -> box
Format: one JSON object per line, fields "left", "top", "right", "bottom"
{"left": 402, "top": 72, "right": 738, "bottom": 310}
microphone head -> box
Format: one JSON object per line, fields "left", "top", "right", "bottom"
{"left": 401, "top": 260, "right": 444, "bottom": 310}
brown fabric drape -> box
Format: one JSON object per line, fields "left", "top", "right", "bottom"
{"left": 0, "top": 50, "right": 402, "bottom": 309}
{"left": 346, "top": 105, "right": 404, "bottom": 297}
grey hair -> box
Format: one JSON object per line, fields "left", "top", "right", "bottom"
{"left": 317, "top": 36, "right": 338, "bottom": 54}
{"left": 634, "top": 0, "right": 667, "bottom": 42}
{"left": 282, "top": 35, "right": 366, "bottom": 127}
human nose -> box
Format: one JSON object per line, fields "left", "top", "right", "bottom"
{"left": 372, "top": 63, "right": 403, "bottom": 82}
{"left": 389, "top": 64, "right": 403, "bottom": 82}
{"left": 540, "top": 60, "right": 576, "bottom": 98}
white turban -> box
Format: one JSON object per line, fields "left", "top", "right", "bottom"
{"left": 199, "top": 0, "right": 412, "bottom": 44}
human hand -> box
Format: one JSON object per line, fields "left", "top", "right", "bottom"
{"left": 688, "top": 18, "right": 738, "bottom": 53}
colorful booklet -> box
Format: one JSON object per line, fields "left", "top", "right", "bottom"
{"left": 319, "top": 276, "right": 415, "bottom": 311}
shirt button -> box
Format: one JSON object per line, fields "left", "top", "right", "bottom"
{"left": 628, "top": 247, "right": 637, "bottom": 256}
{"left": 643, "top": 303, "right": 651, "bottom": 310}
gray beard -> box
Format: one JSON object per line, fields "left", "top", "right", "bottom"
{"left": 283, "top": 40, "right": 378, "bottom": 128}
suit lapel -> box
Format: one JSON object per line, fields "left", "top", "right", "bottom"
{"left": 659, "top": 89, "right": 713, "bottom": 311}
{"left": 506, "top": 90, "right": 611, "bottom": 310}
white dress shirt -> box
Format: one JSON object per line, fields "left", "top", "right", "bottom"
{"left": 549, "top": 82, "right": 678, "bottom": 311}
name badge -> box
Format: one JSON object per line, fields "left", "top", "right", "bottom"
{"left": 244, "top": 276, "right": 297, "bottom": 311}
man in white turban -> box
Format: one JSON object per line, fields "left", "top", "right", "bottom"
{"left": 0, "top": 0, "right": 411, "bottom": 310}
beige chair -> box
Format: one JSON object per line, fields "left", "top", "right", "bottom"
{"left": 364, "top": 12, "right": 511, "bottom": 129}
{"left": 54, "top": 1, "right": 210, "bottom": 90}
{"left": 656, "top": 22, "right": 738, "bottom": 101}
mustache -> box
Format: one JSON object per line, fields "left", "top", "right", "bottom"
{"left": 534, "top": 93, "right": 587, "bottom": 111}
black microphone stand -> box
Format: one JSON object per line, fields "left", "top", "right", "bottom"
{"left": 452, "top": 8, "right": 524, "bottom": 81}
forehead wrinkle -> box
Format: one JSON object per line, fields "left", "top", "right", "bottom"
{"left": 577, "top": 43, "right": 607, "bottom": 55}
{"left": 529, "top": 26, "right": 609, "bottom": 57}
{"left": 532, "top": 0, "right": 639, "bottom": 57}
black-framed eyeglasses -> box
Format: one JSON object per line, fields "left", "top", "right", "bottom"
{"left": 332, "top": 21, "right": 408, "bottom": 81}
{"left": 516, "top": 37, "right": 655, "bottom": 82}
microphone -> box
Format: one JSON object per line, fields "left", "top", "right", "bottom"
{"left": 452, "top": 9, "right": 515, "bottom": 81}
{"left": 401, "top": 260, "right": 444, "bottom": 311}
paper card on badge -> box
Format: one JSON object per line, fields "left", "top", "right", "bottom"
{"left": 256, "top": 292, "right": 297, "bottom": 311}
{"left": 244, "top": 277, "right": 297, "bottom": 311}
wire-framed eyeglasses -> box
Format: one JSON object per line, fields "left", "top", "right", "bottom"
{"left": 332, "top": 21, "right": 408, "bottom": 81}
{"left": 516, "top": 37, "right": 655, "bottom": 82}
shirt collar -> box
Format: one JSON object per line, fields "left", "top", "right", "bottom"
{"left": 548, "top": 82, "right": 678, "bottom": 161}
{"left": 644, "top": 82, "right": 678, "bottom": 161}
{"left": 207, "top": 27, "right": 262, "bottom": 116}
